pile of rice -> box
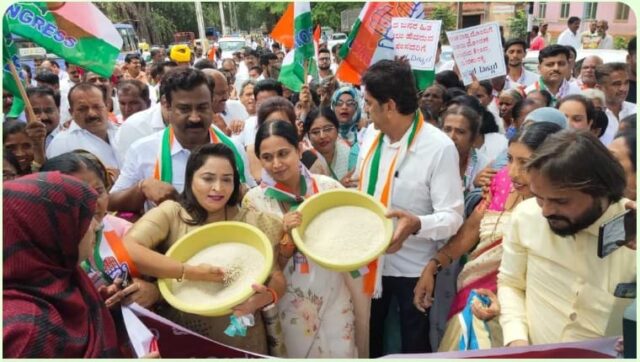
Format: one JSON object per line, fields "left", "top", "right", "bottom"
{"left": 303, "top": 206, "right": 386, "bottom": 264}
{"left": 171, "top": 242, "right": 265, "bottom": 306}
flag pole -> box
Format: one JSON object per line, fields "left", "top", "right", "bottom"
{"left": 7, "top": 62, "right": 36, "bottom": 123}
{"left": 303, "top": 59, "right": 309, "bottom": 85}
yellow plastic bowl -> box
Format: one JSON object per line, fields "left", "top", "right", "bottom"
{"left": 158, "top": 221, "right": 273, "bottom": 316}
{"left": 291, "top": 189, "right": 393, "bottom": 272}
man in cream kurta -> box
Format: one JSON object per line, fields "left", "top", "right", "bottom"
{"left": 498, "top": 130, "right": 635, "bottom": 346}
{"left": 358, "top": 60, "right": 464, "bottom": 357}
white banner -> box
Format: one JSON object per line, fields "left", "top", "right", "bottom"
{"left": 446, "top": 22, "right": 506, "bottom": 85}
{"left": 392, "top": 18, "right": 441, "bottom": 71}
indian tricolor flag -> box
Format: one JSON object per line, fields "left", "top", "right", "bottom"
{"left": 337, "top": 2, "right": 434, "bottom": 91}
{"left": 4, "top": 2, "right": 123, "bottom": 77}
{"left": 278, "top": 2, "right": 315, "bottom": 93}
{"left": 3, "top": 17, "right": 26, "bottom": 118}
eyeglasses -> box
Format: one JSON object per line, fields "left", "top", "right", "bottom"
{"left": 309, "top": 125, "right": 336, "bottom": 137}
{"left": 335, "top": 100, "right": 356, "bottom": 107}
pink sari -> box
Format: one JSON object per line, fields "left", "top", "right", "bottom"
{"left": 447, "top": 167, "right": 512, "bottom": 319}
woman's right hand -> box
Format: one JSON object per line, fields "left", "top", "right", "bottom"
{"left": 282, "top": 211, "right": 302, "bottom": 234}
{"left": 184, "top": 263, "right": 225, "bottom": 283}
{"left": 123, "top": 278, "right": 161, "bottom": 308}
{"left": 413, "top": 262, "right": 437, "bottom": 312}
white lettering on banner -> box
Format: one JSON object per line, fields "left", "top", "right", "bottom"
{"left": 446, "top": 22, "right": 507, "bottom": 85}
{"left": 392, "top": 18, "right": 441, "bottom": 71}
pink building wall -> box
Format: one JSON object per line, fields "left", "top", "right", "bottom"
{"left": 534, "top": 2, "right": 636, "bottom": 40}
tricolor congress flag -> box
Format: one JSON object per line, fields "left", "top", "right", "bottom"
{"left": 337, "top": 2, "right": 434, "bottom": 90}
{"left": 4, "top": 2, "right": 123, "bottom": 77}
{"left": 278, "top": 2, "right": 315, "bottom": 93}
{"left": 2, "top": 17, "right": 26, "bottom": 118}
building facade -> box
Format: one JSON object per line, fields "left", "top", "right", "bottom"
{"left": 533, "top": 2, "right": 636, "bottom": 42}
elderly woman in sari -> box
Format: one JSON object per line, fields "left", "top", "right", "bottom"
{"left": 414, "top": 122, "right": 563, "bottom": 351}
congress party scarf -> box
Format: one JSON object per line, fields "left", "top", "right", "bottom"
{"left": 260, "top": 163, "right": 318, "bottom": 273}
{"left": 154, "top": 126, "right": 246, "bottom": 184}
{"left": 357, "top": 112, "right": 424, "bottom": 297}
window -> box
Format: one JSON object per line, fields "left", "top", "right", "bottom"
{"left": 584, "top": 3, "right": 597, "bottom": 20}
{"left": 538, "top": 3, "right": 547, "bottom": 19}
{"left": 616, "top": 3, "right": 630, "bottom": 20}
{"left": 560, "top": 3, "right": 571, "bottom": 19}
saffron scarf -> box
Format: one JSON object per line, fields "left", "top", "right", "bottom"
{"left": 3, "top": 172, "right": 119, "bottom": 358}
{"left": 357, "top": 112, "right": 424, "bottom": 297}
{"left": 154, "top": 126, "right": 246, "bottom": 184}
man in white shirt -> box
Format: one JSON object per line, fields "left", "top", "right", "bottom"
{"left": 597, "top": 20, "right": 615, "bottom": 50}
{"left": 116, "top": 79, "right": 151, "bottom": 124}
{"left": 525, "top": 45, "right": 581, "bottom": 106}
{"left": 504, "top": 39, "right": 538, "bottom": 88}
{"left": 596, "top": 62, "right": 636, "bottom": 145}
{"left": 109, "top": 67, "right": 254, "bottom": 213}
{"left": 25, "top": 87, "right": 61, "bottom": 150}
{"left": 557, "top": 16, "right": 582, "bottom": 50}
{"left": 498, "top": 130, "right": 635, "bottom": 347}
{"left": 577, "top": 55, "right": 603, "bottom": 89}
{"left": 47, "top": 83, "right": 120, "bottom": 169}
{"left": 359, "top": 60, "right": 464, "bottom": 357}
{"left": 114, "top": 102, "right": 167, "bottom": 161}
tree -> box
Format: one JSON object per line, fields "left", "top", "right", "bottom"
{"left": 509, "top": 9, "right": 528, "bottom": 41}
{"left": 428, "top": 5, "right": 456, "bottom": 44}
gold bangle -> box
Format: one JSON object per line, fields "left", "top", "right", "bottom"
{"left": 176, "top": 264, "right": 185, "bottom": 282}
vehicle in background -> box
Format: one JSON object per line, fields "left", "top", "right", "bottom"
{"left": 206, "top": 26, "right": 221, "bottom": 43}
{"left": 321, "top": 26, "right": 334, "bottom": 42}
{"left": 523, "top": 49, "right": 628, "bottom": 74}
{"left": 441, "top": 45, "right": 453, "bottom": 63}
{"left": 10, "top": 34, "right": 65, "bottom": 75}
{"left": 327, "top": 32, "right": 348, "bottom": 50}
{"left": 217, "top": 36, "right": 247, "bottom": 59}
{"left": 115, "top": 23, "right": 141, "bottom": 62}
{"left": 174, "top": 31, "right": 196, "bottom": 48}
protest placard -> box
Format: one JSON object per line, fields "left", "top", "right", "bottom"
{"left": 446, "top": 22, "right": 506, "bottom": 85}
{"left": 392, "top": 18, "right": 441, "bottom": 70}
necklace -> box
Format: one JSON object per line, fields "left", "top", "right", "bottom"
{"left": 488, "top": 187, "right": 524, "bottom": 242}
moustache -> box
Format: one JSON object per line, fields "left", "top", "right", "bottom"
{"left": 86, "top": 117, "right": 101, "bottom": 123}
{"left": 546, "top": 215, "right": 570, "bottom": 223}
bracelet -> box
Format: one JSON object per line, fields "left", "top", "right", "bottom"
{"left": 265, "top": 287, "right": 278, "bottom": 305}
{"left": 176, "top": 264, "right": 185, "bottom": 282}
{"left": 429, "top": 257, "right": 443, "bottom": 275}
{"left": 440, "top": 250, "right": 454, "bottom": 265}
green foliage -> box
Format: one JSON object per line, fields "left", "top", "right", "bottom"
{"left": 615, "top": 36, "right": 628, "bottom": 50}
{"left": 311, "top": 2, "right": 362, "bottom": 31}
{"left": 428, "top": 5, "right": 456, "bottom": 44}
{"left": 509, "top": 10, "right": 528, "bottom": 41}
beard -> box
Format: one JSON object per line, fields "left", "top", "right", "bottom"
{"left": 546, "top": 199, "right": 604, "bottom": 237}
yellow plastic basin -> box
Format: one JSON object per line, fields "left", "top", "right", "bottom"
{"left": 158, "top": 221, "right": 273, "bottom": 316}
{"left": 291, "top": 189, "right": 393, "bottom": 272}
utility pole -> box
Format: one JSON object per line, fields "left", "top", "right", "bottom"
{"left": 456, "top": 2, "right": 463, "bottom": 29}
{"left": 195, "top": 1, "right": 206, "bottom": 48}
{"left": 219, "top": 2, "right": 227, "bottom": 36}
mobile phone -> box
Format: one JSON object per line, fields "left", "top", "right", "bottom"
{"left": 597, "top": 208, "right": 636, "bottom": 258}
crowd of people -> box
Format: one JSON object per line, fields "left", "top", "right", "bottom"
{"left": 2, "top": 16, "right": 637, "bottom": 359}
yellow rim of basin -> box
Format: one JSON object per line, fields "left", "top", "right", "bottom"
{"left": 291, "top": 189, "right": 393, "bottom": 272}
{"left": 158, "top": 221, "right": 273, "bottom": 316}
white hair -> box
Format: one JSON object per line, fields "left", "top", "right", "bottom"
{"left": 581, "top": 88, "right": 606, "bottom": 105}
